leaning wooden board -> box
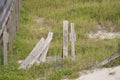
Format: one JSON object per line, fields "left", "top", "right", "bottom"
{"left": 19, "top": 32, "right": 53, "bottom": 69}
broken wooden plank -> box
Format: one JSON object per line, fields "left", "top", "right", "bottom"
{"left": 70, "top": 23, "right": 76, "bottom": 61}
{"left": 39, "top": 44, "right": 50, "bottom": 63}
{"left": 29, "top": 32, "right": 53, "bottom": 65}
{"left": 19, "top": 32, "right": 53, "bottom": 69}
{"left": 97, "top": 53, "right": 120, "bottom": 67}
{"left": 19, "top": 38, "right": 45, "bottom": 69}
{"left": 63, "top": 20, "right": 68, "bottom": 59}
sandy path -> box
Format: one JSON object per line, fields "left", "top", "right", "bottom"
{"left": 77, "top": 66, "right": 120, "bottom": 80}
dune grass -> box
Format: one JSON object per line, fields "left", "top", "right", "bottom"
{"left": 0, "top": 0, "right": 120, "bottom": 80}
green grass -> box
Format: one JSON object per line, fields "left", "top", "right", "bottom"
{"left": 1, "top": 0, "right": 120, "bottom": 80}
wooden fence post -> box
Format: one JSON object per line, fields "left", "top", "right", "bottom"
{"left": 70, "top": 23, "right": 76, "bottom": 60}
{"left": 63, "top": 20, "right": 68, "bottom": 59}
{"left": 8, "top": 12, "right": 13, "bottom": 53}
{"left": 0, "top": 36, "right": 3, "bottom": 65}
{"left": 8, "top": 2, "right": 16, "bottom": 53}
{"left": 15, "top": 0, "right": 20, "bottom": 30}
{"left": 3, "top": 27, "right": 8, "bottom": 65}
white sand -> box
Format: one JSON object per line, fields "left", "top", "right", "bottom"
{"left": 89, "top": 31, "right": 120, "bottom": 39}
{"left": 77, "top": 66, "right": 120, "bottom": 80}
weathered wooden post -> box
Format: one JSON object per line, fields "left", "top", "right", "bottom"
{"left": 15, "top": 0, "right": 20, "bottom": 30}
{"left": 0, "top": 36, "right": 3, "bottom": 65}
{"left": 8, "top": 13, "right": 14, "bottom": 53}
{"left": 63, "top": 20, "right": 68, "bottom": 59}
{"left": 8, "top": 1, "right": 16, "bottom": 53}
{"left": 3, "top": 27, "right": 8, "bottom": 65}
{"left": 70, "top": 23, "right": 76, "bottom": 60}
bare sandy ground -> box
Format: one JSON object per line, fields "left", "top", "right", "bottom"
{"left": 77, "top": 66, "right": 120, "bottom": 80}
{"left": 89, "top": 30, "right": 120, "bottom": 39}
